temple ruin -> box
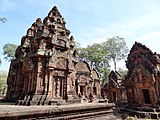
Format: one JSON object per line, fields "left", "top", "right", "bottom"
{"left": 75, "top": 61, "right": 101, "bottom": 102}
{"left": 102, "top": 70, "right": 127, "bottom": 103}
{"left": 4, "top": 6, "right": 101, "bottom": 105}
{"left": 125, "top": 42, "right": 160, "bottom": 107}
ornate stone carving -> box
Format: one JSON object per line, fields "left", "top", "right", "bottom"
{"left": 101, "top": 71, "right": 126, "bottom": 102}
{"left": 125, "top": 42, "right": 160, "bottom": 107}
{"left": 5, "top": 6, "right": 101, "bottom": 105}
{"left": 4, "top": 6, "right": 79, "bottom": 105}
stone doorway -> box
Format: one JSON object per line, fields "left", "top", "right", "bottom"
{"left": 113, "top": 92, "right": 116, "bottom": 101}
{"left": 80, "top": 86, "right": 85, "bottom": 96}
{"left": 93, "top": 87, "right": 97, "bottom": 95}
{"left": 142, "top": 89, "right": 151, "bottom": 104}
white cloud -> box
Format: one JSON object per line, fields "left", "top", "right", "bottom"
{"left": 82, "top": 12, "right": 160, "bottom": 47}
{"left": 133, "top": 31, "right": 160, "bottom": 43}
{"left": 132, "top": 31, "right": 160, "bottom": 52}
{"left": 76, "top": 9, "right": 160, "bottom": 69}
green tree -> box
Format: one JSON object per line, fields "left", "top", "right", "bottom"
{"left": 78, "top": 43, "right": 110, "bottom": 69}
{"left": 0, "top": 72, "right": 7, "bottom": 96}
{"left": 0, "top": 17, "right": 7, "bottom": 65}
{"left": 77, "top": 47, "right": 88, "bottom": 61}
{"left": 117, "top": 67, "right": 128, "bottom": 78}
{"left": 77, "top": 43, "right": 111, "bottom": 84}
{"left": 3, "top": 43, "right": 17, "bottom": 62}
{"left": 102, "top": 36, "right": 129, "bottom": 71}
{"left": 101, "top": 67, "right": 110, "bottom": 84}
{"left": 0, "top": 17, "right": 7, "bottom": 23}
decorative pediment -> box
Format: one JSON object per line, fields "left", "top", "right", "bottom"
{"left": 126, "top": 42, "right": 155, "bottom": 73}
{"left": 106, "top": 70, "right": 123, "bottom": 89}
{"left": 107, "top": 78, "right": 119, "bottom": 88}
{"left": 91, "top": 68, "right": 100, "bottom": 80}
{"left": 109, "top": 71, "right": 122, "bottom": 82}
{"left": 75, "top": 61, "right": 91, "bottom": 73}
{"left": 128, "top": 42, "right": 153, "bottom": 57}
{"left": 130, "top": 64, "right": 154, "bottom": 84}
{"left": 125, "top": 42, "right": 159, "bottom": 88}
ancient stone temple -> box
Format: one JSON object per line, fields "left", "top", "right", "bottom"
{"left": 101, "top": 71, "right": 126, "bottom": 103}
{"left": 75, "top": 61, "right": 101, "bottom": 101}
{"left": 125, "top": 42, "right": 160, "bottom": 107}
{"left": 5, "top": 6, "right": 79, "bottom": 105}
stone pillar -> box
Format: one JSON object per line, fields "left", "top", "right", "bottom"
{"left": 57, "top": 79, "right": 60, "bottom": 97}
{"left": 150, "top": 87, "right": 157, "bottom": 107}
{"left": 48, "top": 71, "right": 52, "bottom": 97}
{"left": 44, "top": 70, "right": 49, "bottom": 94}
{"left": 27, "top": 73, "right": 32, "bottom": 93}
{"left": 35, "top": 58, "right": 44, "bottom": 94}
{"left": 61, "top": 78, "right": 64, "bottom": 98}
{"left": 91, "top": 82, "right": 93, "bottom": 95}
{"left": 52, "top": 78, "right": 56, "bottom": 98}
{"left": 133, "top": 87, "right": 138, "bottom": 103}
{"left": 136, "top": 87, "right": 141, "bottom": 105}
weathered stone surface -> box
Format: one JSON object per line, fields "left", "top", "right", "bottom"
{"left": 75, "top": 61, "right": 101, "bottom": 103}
{"left": 4, "top": 6, "right": 77, "bottom": 104}
{"left": 0, "top": 103, "right": 116, "bottom": 119}
{"left": 4, "top": 6, "right": 101, "bottom": 105}
{"left": 124, "top": 42, "right": 160, "bottom": 107}
{"left": 102, "top": 71, "right": 127, "bottom": 103}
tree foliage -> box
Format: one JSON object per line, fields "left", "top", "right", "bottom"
{"left": 0, "top": 17, "right": 7, "bottom": 23}
{"left": 117, "top": 67, "right": 128, "bottom": 78}
{"left": 78, "top": 44, "right": 109, "bottom": 70}
{"left": 77, "top": 36, "right": 128, "bottom": 84}
{"left": 3, "top": 43, "right": 17, "bottom": 62}
{"left": 101, "top": 67, "right": 110, "bottom": 84}
{"left": 0, "top": 72, "right": 7, "bottom": 95}
{"left": 78, "top": 43, "right": 110, "bottom": 70}
{"left": 77, "top": 43, "right": 111, "bottom": 84}
{"left": 0, "top": 17, "right": 7, "bottom": 65}
{"left": 102, "top": 36, "right": 129, "bottom": 71}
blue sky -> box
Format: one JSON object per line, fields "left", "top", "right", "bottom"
{"left": 1, "top": 0, "right": 160, "bottom": 71}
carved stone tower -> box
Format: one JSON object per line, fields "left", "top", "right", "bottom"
{"left": 5, "top": 6, "right": 79, "bottom": 105}
{"left": 125, "top": 42, "right": 160, "bottom": 107}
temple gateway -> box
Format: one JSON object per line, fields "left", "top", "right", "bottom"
{"left": 4, "top": 6, "right": 101, "bottom": 105}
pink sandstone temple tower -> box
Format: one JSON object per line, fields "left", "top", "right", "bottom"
{"left": 5, "top": 6, "right": 79, "bottom": 105}
{"left": 4, "top": 6, "right": 101, "bottom": 105}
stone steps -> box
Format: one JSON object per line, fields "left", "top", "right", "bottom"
{"left": 120, "top": 106, "right": 160, "bottom": 119}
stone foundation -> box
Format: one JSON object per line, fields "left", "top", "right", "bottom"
{"left": 0, "top": 103, "right": 115, "bottom": 120}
